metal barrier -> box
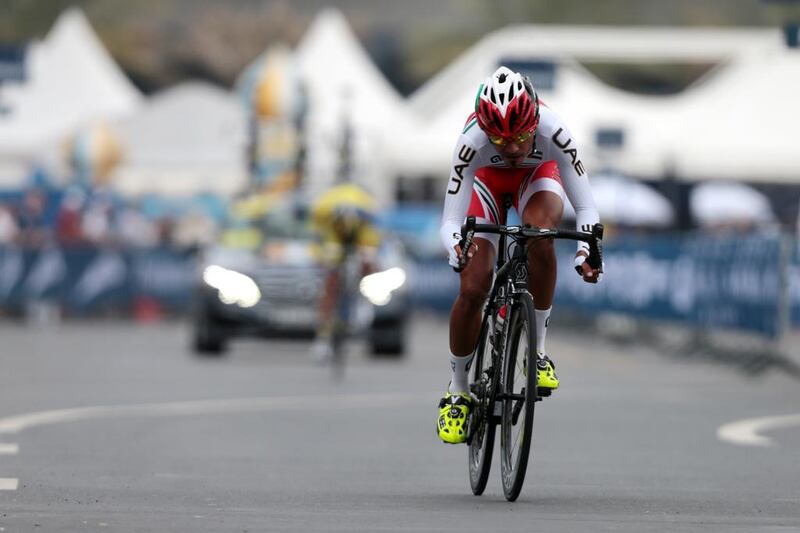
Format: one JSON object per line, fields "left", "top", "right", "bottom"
{"left": 555, "top": 234, "right": 790, "bottom": 338}
{"left": 408, "top": 233, "right": 797, "bottom": 339}
{"left": 0, "top": 235, "right": 797, "bottom": 338}
{"left": 0, "top": 246, "right": 196, "bottom": 314}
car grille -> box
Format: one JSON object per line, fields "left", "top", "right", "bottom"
{"left": 251, "top": 266, "right": 324, "bottom": 303}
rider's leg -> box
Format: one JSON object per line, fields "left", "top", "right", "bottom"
{"left": 519, "top": 161, "right": 565, "bottom": 355}
{"left": 310, "top": 268, "right": 339, "bottom": 363}
{"left": 448, "top": 236, "right": 495, "bottom": 393}
{"left": 318, "top": 269, "right": 339, "bottom": 330}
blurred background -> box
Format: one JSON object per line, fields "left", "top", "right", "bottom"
{"left": 3, "top": 2, "right": 800, "bottom": 529}
{"left": 0, "top": 0, "right": 798, "bottom": 356}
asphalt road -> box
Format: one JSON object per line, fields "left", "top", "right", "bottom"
{"left": 0, "top": 316, "right": 799, "bottom": 532}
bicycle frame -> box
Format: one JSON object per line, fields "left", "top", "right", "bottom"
{"left": 464, "top": 203, "right": 604, "bottom": 499}
{"left": 466, "top": 207, "right": 603, "bottom": 490}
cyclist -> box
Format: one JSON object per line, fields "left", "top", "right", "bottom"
{"left": 309, "top": 181, "right": 381, "bottom": 363}
{"left": 437, "top": 66, "right": 602, "bottom": 444}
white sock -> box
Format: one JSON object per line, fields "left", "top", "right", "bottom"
{"left": 535, "top": 307, "right": 551, "bottom": 354}
{"left": 448, "top": 351, "right": 473, "bottom": 394}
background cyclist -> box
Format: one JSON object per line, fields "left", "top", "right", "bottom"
{"left": 437, "top": 66, "right": 602, "bottom": 444}
{"left": 309, "top": 180, "right": 380, "bottom": 363}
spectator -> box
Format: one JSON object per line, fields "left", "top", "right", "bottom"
{"left": 154, "top": 216, "right": 176, "bottom": 248}
{"left": 55, "top": 187, "right": 87, "bottom": 247}
{"left": 17, "top": 188, "right": 50, "bottom": 248}
{"left": 117, "top": 203, "right": 159, "bottom": 248}
{"left": 173, "top": 207, "right": 218, "bottom": 249}
{"left": 0, "top": 203, "right": 19, "bottom": 245}
{"left": 81, "top": 194, "right": 115, "bottom": 246}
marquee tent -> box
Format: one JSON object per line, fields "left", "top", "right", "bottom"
{"left": 0, "top": 8, "right": 141, "bottom": 177}
{"left": 293, "top": 9, "right": 416, "bottom": 206}
{"left": 665, "top": 51, "right": 800, "bottom": 183}
{"left": 402, "top": 25, "right": 794, "bottom": 185}
{"left": 112, "top": 82, "right": 247, "bottom": 197}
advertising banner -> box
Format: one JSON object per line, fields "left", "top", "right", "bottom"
{"left": 556, "top": 235, "right": 787, "bottom": 338}
{"left": 0, "top": 246, "right": 196, "bottom": 314}
{"left": 408, "top": 234, "right": 793, "bottom": 338}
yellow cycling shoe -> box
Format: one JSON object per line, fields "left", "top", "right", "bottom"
{"left": 437, "top": 392, "right": 473, "bottom": 444}
{"left": 536, "top": 354, "right": 559, "bottom": 394}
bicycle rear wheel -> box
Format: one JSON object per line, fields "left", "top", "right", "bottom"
{"left": 500, "top": 291, "right": 537, "bottom": 501}
{"left": 468, "top": 317, "right": 498, "bottom": 495}
{"left": 329, "top": 254, "right": 357, "bottom": 380}
{"left": 329, "top": 319, "right": 346, "bottom": 380}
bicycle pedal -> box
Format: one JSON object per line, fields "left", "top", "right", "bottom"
{"left": 537, "top": 388, "right": 552, "bottom": 397}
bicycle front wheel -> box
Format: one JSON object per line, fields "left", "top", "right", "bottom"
{"left": 468, "top": 316, "right": 497, "bottom": 495}
{"left": 500, "top": 291, "right": 537, "bottom": 501}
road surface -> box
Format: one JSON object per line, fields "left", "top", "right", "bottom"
{"left": 0, "top": 316, "right": 798, "bottom": 532}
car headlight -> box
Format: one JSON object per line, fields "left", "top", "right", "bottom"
{"left": 359, "top": 267, "right": 406, "bottom": 306}
{"left": 202, "top": 265, "right": 261, "bottom": 308}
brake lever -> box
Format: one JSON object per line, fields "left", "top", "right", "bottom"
{"left": 454, "top": 232, "right": 474, "bottom": 273}
{"left": 586, "top": 223, "right": 604, "bottom": 271}
{"left": 454, "top": 216, "right": 477, "bottom": 273}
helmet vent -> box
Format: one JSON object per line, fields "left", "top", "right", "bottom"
{"left": 476, "top": 66, "right": 541, "bottom": 138}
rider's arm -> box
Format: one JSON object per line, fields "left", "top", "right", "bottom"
{"left": 440, "top": 133, "right": 482, "bottom": 268}
{"left": 546, "top": 121, "right": 599, "bottom": 256}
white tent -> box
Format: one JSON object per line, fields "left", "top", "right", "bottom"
{"left": 0, "top": 8, "right": 141, "bottom": 174}
{"left": 401, "top": 53, "right": 678, "bottom": 180}
{"left": 112, "top": 82, "right": 247, "bottom": 197}
{"left": 403, "top": 24, "right": 794, "bottom": 185}
{"left": 690, "top": 181, "right": 776, "bottom": 227}
{"left": 410, "top": 25, "right": 779, "bottom": 118}
{"left": 563, "top": 173, "right": 675, "bottom": 227}
{"left": 665, "top": 50, "right": 800, "bottom": 183}
{"left": 294, "top": 9, "right": 415, "bottom": 206}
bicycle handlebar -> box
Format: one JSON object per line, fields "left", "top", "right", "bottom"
{"left": 455, "top": 216, "right": 604, "bottom": 273}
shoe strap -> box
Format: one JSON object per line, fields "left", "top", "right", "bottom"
{"left": 441, "top": 394, "right": 471, "bottom": 408}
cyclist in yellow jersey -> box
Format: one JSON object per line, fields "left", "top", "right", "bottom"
{"left": 309, "top": 181, "right": 381, "bottom": 363}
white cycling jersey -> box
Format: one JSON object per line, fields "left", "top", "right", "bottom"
{"left": 440, "top": 105, "right": 599, "bottom": 267}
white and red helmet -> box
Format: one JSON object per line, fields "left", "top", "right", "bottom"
{"left": 475, "top": 66, "right": 540, "bottom": 138}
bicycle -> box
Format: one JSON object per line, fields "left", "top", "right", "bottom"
{"left": 457, "top": 210, "right": 603, "bottom": 501}
{"left": 327, "top": 240, "right": 362, "bottom": 380}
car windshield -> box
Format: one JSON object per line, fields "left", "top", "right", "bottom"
{"left": 255, "top": 209, "right": 314, "bottom": 240}
{"left": 220, "top": 203, "right": 315, "bottom": 250}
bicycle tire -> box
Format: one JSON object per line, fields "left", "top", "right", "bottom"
{"left": 329, "top": 254, "right": 355, "bottom": 380}
{"left": 329, "top": 319, "right": 346, "bottom": 380}
{"left": 500, "top": 291, "right": 537, "bottom": 501}
{"left": 468, "top": 316, "right": 498, "bottom": 495}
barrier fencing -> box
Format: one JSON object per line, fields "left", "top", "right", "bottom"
{"left": 0, "top": 234, "right": 796, "bottom": 340}
{"left": 407, "top": 233, "right": 797, "bottom": 340}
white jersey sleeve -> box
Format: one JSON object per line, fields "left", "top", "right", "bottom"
{"left": 540, "top": 113, "right": 599, "bottom": 255}
{"left": 440, "top": 132, "right": 484, "bottom": 267}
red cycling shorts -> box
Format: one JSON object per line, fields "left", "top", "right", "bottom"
{"left": 467, "top": 160, "right": 565, "bottom": 249}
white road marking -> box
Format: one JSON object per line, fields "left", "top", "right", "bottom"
{"left": 0, "top": 443, "right": 18, "bottom": 455}
{"left": 717, "top": 413, "right": 800, "bottom": 447}
{"left": 0, "top": 478, "right": 19, "bottom": 490}
{"left": 0, "top": 392, "right": 433, "bottom": 435}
